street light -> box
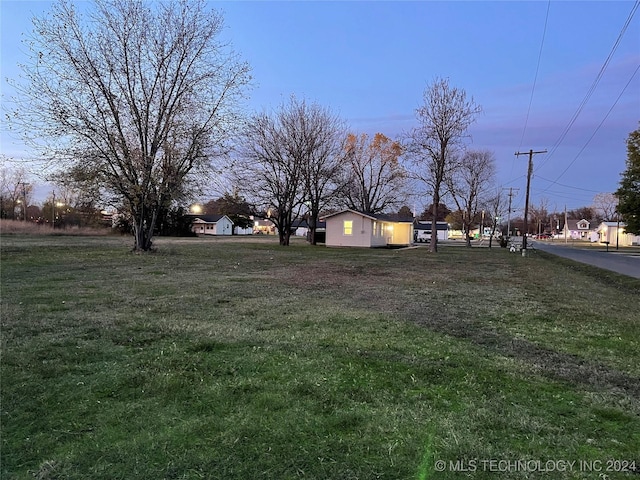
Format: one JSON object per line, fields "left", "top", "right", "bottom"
{"left": 53, "top": 201, "right": 65, "bottom": 227}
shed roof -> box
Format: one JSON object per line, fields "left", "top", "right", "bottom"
{"left": 414, "top": 221, "right": 449, "bottom": 231}
{"left": 191, "top": 214, "right": 232, "bottom": 224}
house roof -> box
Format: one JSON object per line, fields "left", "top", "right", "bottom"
{"left": 322, "top": 208, "right": 413, "bottom": 223}
{"left": 191, "top": 214, "right": 233, "bottom": 224}
{"left": 562, "top": 218, "right": 591, "bottom": 230}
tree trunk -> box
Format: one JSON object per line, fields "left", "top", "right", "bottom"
{"left": 133, "top": 224, "right": 154, "bottom": 251}
{"left": 132, "top": 206, "right": 158, "bottom": 252}
{"left": 279, "top": 229, "right": 291, "bottom": 246}
{"left": 308, "top": 215, "right": 317, "bottom": 245}
{"left": 430, "top": 194, "right": 439, "bottom": 253}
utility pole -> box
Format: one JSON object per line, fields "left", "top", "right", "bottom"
{"left": 20, "top": 182, "right": 29, "bottom": 222}
{"left": 52, "top": 190, "right": 56, "bottom": 227}
{"left": 515, "top": 149, "right": 546, "bottom": 256}
{"left": 503, "top": 187, "right": 519, "bottom": 240}
{"left": 564, "top": 205, "right": 568, "bottom": 244}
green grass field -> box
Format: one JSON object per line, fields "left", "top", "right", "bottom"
{"left": 1, "top": 235, "right": 639, "bottom": 479}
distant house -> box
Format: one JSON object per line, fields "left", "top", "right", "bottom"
{"left": 191, "top": 214, "right": 234, "bottom": 236}
{"left": 560, "top": 218, "right": 594, "bottom": 240}
{"left": 253, "top": 218, "right": 276, "bottom": 235}
{"left": 322, "top": 209, "right": 413, "bottom": 248}
{"left": 597, "top": 222, "right": 640, "bottom": 247}
{"left": 414, "top": 221, "right": 449, "bottom": 242}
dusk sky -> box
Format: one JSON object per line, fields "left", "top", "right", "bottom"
{"left": 2, "top": 1, "right": 639, "bottom": 215}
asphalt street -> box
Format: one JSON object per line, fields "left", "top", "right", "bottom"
{"left": 531, "top": 241, "right": 640, "bottom": 280}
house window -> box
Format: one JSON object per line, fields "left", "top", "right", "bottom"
{"left": 343, "top": 220, "right": 353, "bottom": 235}
{"left": 373, "top": 221, "right": 377, "bottom": 236}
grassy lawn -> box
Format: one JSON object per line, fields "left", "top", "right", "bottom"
{"left": 1, "top": 235, "right": 639, "bottom": 479}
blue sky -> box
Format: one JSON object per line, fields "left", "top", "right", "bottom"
{"left": 2, "top": 1, "right": 639, "bottom": 215}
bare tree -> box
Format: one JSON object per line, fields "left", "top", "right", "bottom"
{"left": 529, "top": 199, "right": 549, "bottom": 236}
{"left": 239, "top": 110, "right": 300, "bottom": 246}
{"left": 592, "top": 192, "right": 618, "bottom": 222}
{"left": 405, "top": 77, "right": 481, "bottom": 252}
{"left": 0, "top": 165, "right": 33, "bottom": 220}
{"left": 339, "top": 133, "right": 407, "bottom": 214}
{"left": 446, "top": 149, "right": 496, "bottom": 247}
{"left": 484, "top": 190, "right": 507, "bottom": 248}
{"left": 238, "top": 97, "right": 342, "bottom": 246}
{"left": 8, "top": 0, "right": 250, "bottom": 250}
{"left": 299, "top": 104, "right": 347, "bottom": 245}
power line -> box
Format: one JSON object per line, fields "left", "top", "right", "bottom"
{"left": 511, "top": 0, "right": 551, "bottom": 180}
{"left": 517, "top": 0, "right": 551, "bottom": 152}
{"left": 537, "top": 0, "right": 640, "bottom": 171}
{"left": 539, "top": 62, "right": 640, "bottom": 190}
{"left": 534, "top": 176, "right": 603, "bottom": 193}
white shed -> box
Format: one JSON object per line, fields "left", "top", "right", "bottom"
{"left": 191, "top": 214, "right": 234, "bottom": 236}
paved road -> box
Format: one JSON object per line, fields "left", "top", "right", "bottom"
{"left": 532, "top": 241, "right": 640, "bottom": 279}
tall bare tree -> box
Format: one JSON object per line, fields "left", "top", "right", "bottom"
{"left": 299, "top": 104, "right": 346, "bottom": 245}
{"left": 446, "top": 149, "right": 496, "bottom": 247}
{"left": 484, "top": 190, "right": 506, "bottom": 248}
{"left": 529, "top": 199, "right": 549, "bottom": 236}
{"left": 239, "top": 97, "right": 343, "bottom": 246}
{"left": 592, "top": 192, "right": 618, "bottom": 222}
{"left": 405, "top": 77, "right": 481, "bottom": 252}
{"left": 339, "top": 132, "right": 407, "bottom": 214}
{"left": 8, "top": 0, "right": 250, "bottom": 250}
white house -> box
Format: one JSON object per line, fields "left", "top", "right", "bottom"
{"left": 191, "top": 214, "right": 234, "bottom": 236}
{"left": 560, "top": 218, "right": 594, "bottom": 240}
{"left": 597, "top": 222, "right": 640, "bottom": 247}
{"left": 322, "top": 209, "right": 413, "bottom": 248}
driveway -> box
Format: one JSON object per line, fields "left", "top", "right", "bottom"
{"left": 532, "top": 241, "right": 640, "bottom": 279}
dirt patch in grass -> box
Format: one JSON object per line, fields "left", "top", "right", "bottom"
{"left": 286, "top": 248, "right": 640, "bottom": 403}
{"left": 407, "top": 311, "right": 640, "bottom": 399}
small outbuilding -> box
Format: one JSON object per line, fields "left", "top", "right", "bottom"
{"left": 191, "top": 214, "right": 234, "bottom": 236}
{"left": 414, "top": 221, "right": 449, "bottom": 242}
{"left": 322, "top": 209, "right": 413, "bottom": 248}
{"left": 292, "top": 219, "right": 327, "bottom": 243}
